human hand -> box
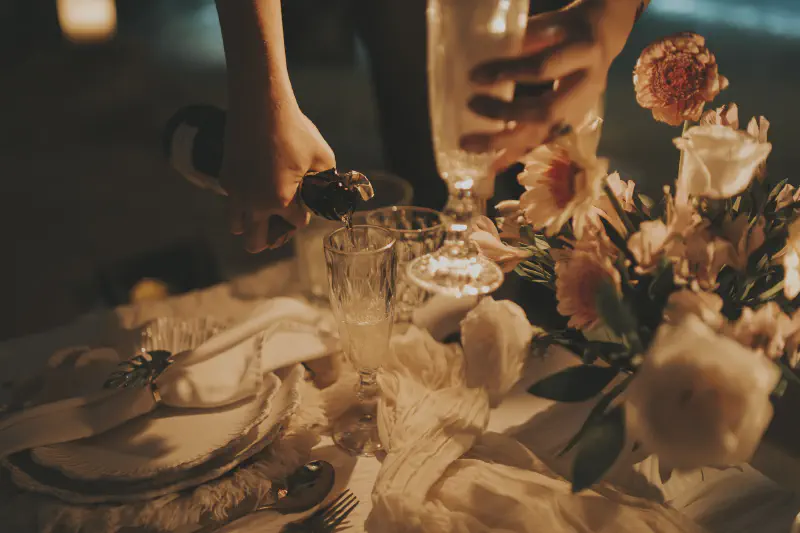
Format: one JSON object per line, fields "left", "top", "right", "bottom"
{"left": 221, "top": 102, "right": 336, "bottom": 253}
{"left": 461, "top": 0, "right": 642, "bottom": 172}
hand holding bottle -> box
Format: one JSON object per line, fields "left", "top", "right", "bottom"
{"left": 221, "top": 101, "right": 336, "bottom": 253}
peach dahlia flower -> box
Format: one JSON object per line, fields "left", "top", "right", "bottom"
{"left": 634, "top": 33, "right": 729, "bottom": 126}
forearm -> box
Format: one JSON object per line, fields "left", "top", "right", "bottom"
{"left": 591, "top": 0, "right": 647, "bottom": 60}
{"left": 215, "top": 0, "right": 296, "bottom": 108}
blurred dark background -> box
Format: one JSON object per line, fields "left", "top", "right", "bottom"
{"left": 2, "top": 0, "right": 799, "bottom": 340}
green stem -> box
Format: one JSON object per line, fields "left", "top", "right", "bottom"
{"left": 602, "top": 182, "right": 636, "bottom": 235}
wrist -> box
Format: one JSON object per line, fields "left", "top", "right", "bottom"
{"left": 584, "top": 0, "right": 641, "bottom": 61}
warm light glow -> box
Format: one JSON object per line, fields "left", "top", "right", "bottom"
{"left": 488, "top": 0, "right": 511, "bottom": 34}
{"left": 57, "top": 0, "right": 117, "bottom": 43}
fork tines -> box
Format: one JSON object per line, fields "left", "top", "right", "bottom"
{"left": 309, "top": 489, "right": 359, "bottom": 530}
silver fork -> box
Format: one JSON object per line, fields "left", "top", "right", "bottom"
{"left": 281, "top": 489, "right": 359, "bottom": 533}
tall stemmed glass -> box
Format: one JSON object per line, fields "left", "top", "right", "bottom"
{"left": 325, "top": 225, "right": 397, "bottom": 456}
{"left": 407, "top": 0, "right": 530, "bottom": 297}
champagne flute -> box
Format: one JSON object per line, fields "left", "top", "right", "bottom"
{"left": 406, "top": 0, "right": 530, "bottom": 298}
{"left": 325, "top": 225, "right": 397, "bottom": 456}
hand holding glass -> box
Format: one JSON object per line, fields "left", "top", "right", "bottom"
{"left": 407, "top": 0, "right": 531, "bottom": 297}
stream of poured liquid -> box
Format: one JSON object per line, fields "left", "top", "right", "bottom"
{"left": 341, "top": 212, "right": 358, "bottom": 249}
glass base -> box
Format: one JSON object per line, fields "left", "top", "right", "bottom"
{"left": 406, "top": 247, "right": 504, "bottom": 298}
{"left": 332, "top": 405, "right": 383, "bottom": 457}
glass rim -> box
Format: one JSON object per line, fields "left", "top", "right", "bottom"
{"left": 361, "top": 205, "right": 446, "bottom": 234}
{"left": 323, "top": 224, "right": 396, "bottom": 256}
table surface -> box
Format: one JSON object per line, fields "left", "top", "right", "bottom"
{"left": 1, "top": 259, "right": 799, "bottom": 533}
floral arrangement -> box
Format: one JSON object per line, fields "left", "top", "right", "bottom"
{"left": 472, "top": 32, "right": 800, "bottom": 492}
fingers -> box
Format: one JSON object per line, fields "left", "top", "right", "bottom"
{"left": 239, "top": 199, "right": 310, "bottom": 254}
{"left": 470, "top": 41, "right": 599, "bottom": 86}
{"left": 243, "top": 213, "right": 298, "bottom": 253}
{"left": 462, "top": 71, "right": 601, "bottom": 161}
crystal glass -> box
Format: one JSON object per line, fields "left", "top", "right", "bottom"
{"left": 407, "top": 0, "right": 530, "bottom": 297}
{"left": 296, "top": 172, "right": 413, "bottom": 301}
{"left": 325, "top": 225, "right": 397, "bottom": 456}
{"left": 361, "top": 207, "right": 446, "bottom": 322}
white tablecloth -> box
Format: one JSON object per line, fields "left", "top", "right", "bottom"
{"left": 1, "top": 259, "right": 799, "bottom": 533}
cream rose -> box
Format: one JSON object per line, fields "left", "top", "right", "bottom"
{"left": 626, "top": 316, "right": 779, "bottom": 470}
{"left": 673, "top": 124, "right": 772, "bottom": 199}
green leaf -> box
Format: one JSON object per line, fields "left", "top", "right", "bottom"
{"left": 595, "top": 281, "right": 641, "bottom": 350}
{"left": 558, "top": 376, "right": 631, "bottom": 456}
{"left": 768, "top": 178, "right": 790, "bottom": 203}
{"left": 647, "top": 260, "right": 675, "bottom": 302}
{"left": 747, "top": 232, "right": 787, "bottom": 273}
{"left": 571, "top": 405, "right": 626, "bottom": 493}
{"left": 104, "top": 350, "right": 174, "bottom": 389}
{"left": 638, "top": 194, "right": 655, "bottom": 210}
{"left": 758, "top": 281, "right": 785, "bottom": 302}
{"left": 528, "top": 365, "right": 619, "bottom": 402}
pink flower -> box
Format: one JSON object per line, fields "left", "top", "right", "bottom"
{"left": 470, "top": 216, "right": 532, "bottom": 274}
{"left": 594, "top": 172, "right": 637, "bottom": 235}
{"left": 746, "top": 116, "right": 771, "bottom": 180}
{"left": 775, "top": 184, "right": 800, "bottom": 211}
{"left": 664, "top": 289, "right": 725, "bottom": 330}
{"left": 554, "top": 237, "right": 622, "bottom": 330}
{"left": 717, "top": 214, "right": 765, "bottom": 272}
{"left": 628, "top": 220, "right": 670, "bottom": 273}
{"left": 669, "top": 226, "right": 730, "bottom": 290}
{"left": 727, "top": 302, "right": 794, "bottom": 361}
{"left": 494, "top": 200, "right": 525, "bottom": 242}
{"left": 700, "top": 103, "right": 740, "bottom": 129}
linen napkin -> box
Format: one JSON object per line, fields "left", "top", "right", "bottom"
{"left": 366, "top": 298, "right": 709, "bottom": 533}
{"left": 0, "top": 297, "right": 337, "bottom": 458}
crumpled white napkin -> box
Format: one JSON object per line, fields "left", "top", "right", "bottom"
{"left": 0, "top": 297, "right": 337, "bottom": 458}
{"left": 366, "top": 298, "right": 709, "bottom": 533}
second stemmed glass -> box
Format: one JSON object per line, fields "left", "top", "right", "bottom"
{"left": 325, "top": 225, "right": 397, "bottom": 456}
{"left": 406, "top": 0, "right": 531, "bottom": 298}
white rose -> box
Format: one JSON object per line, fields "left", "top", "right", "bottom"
{"left": 461, "top": 298, "right": 535, "bottom": 406}
{"left": 673, "top": 124, "right": 772, "bottom": 199}
{"left": 625, "top": 316, "right": 779, "bottom": 470}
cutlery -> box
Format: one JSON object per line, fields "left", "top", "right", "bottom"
{"left": 281, "top": 489, "right": 359, "bottom": 533}
{"left": 197, "top": 460, "right": 336, "bottom": 532}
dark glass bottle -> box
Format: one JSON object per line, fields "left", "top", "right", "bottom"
{"left": 163, "top": 104, "right": 374, "bottom": 222}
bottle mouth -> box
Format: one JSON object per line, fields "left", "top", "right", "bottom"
{"left": 340, "top": 170, "right": 375, "bottom": 202}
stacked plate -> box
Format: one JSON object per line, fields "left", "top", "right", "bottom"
{"left": 2, "top": 317, "right": 307, "bottom": 504}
